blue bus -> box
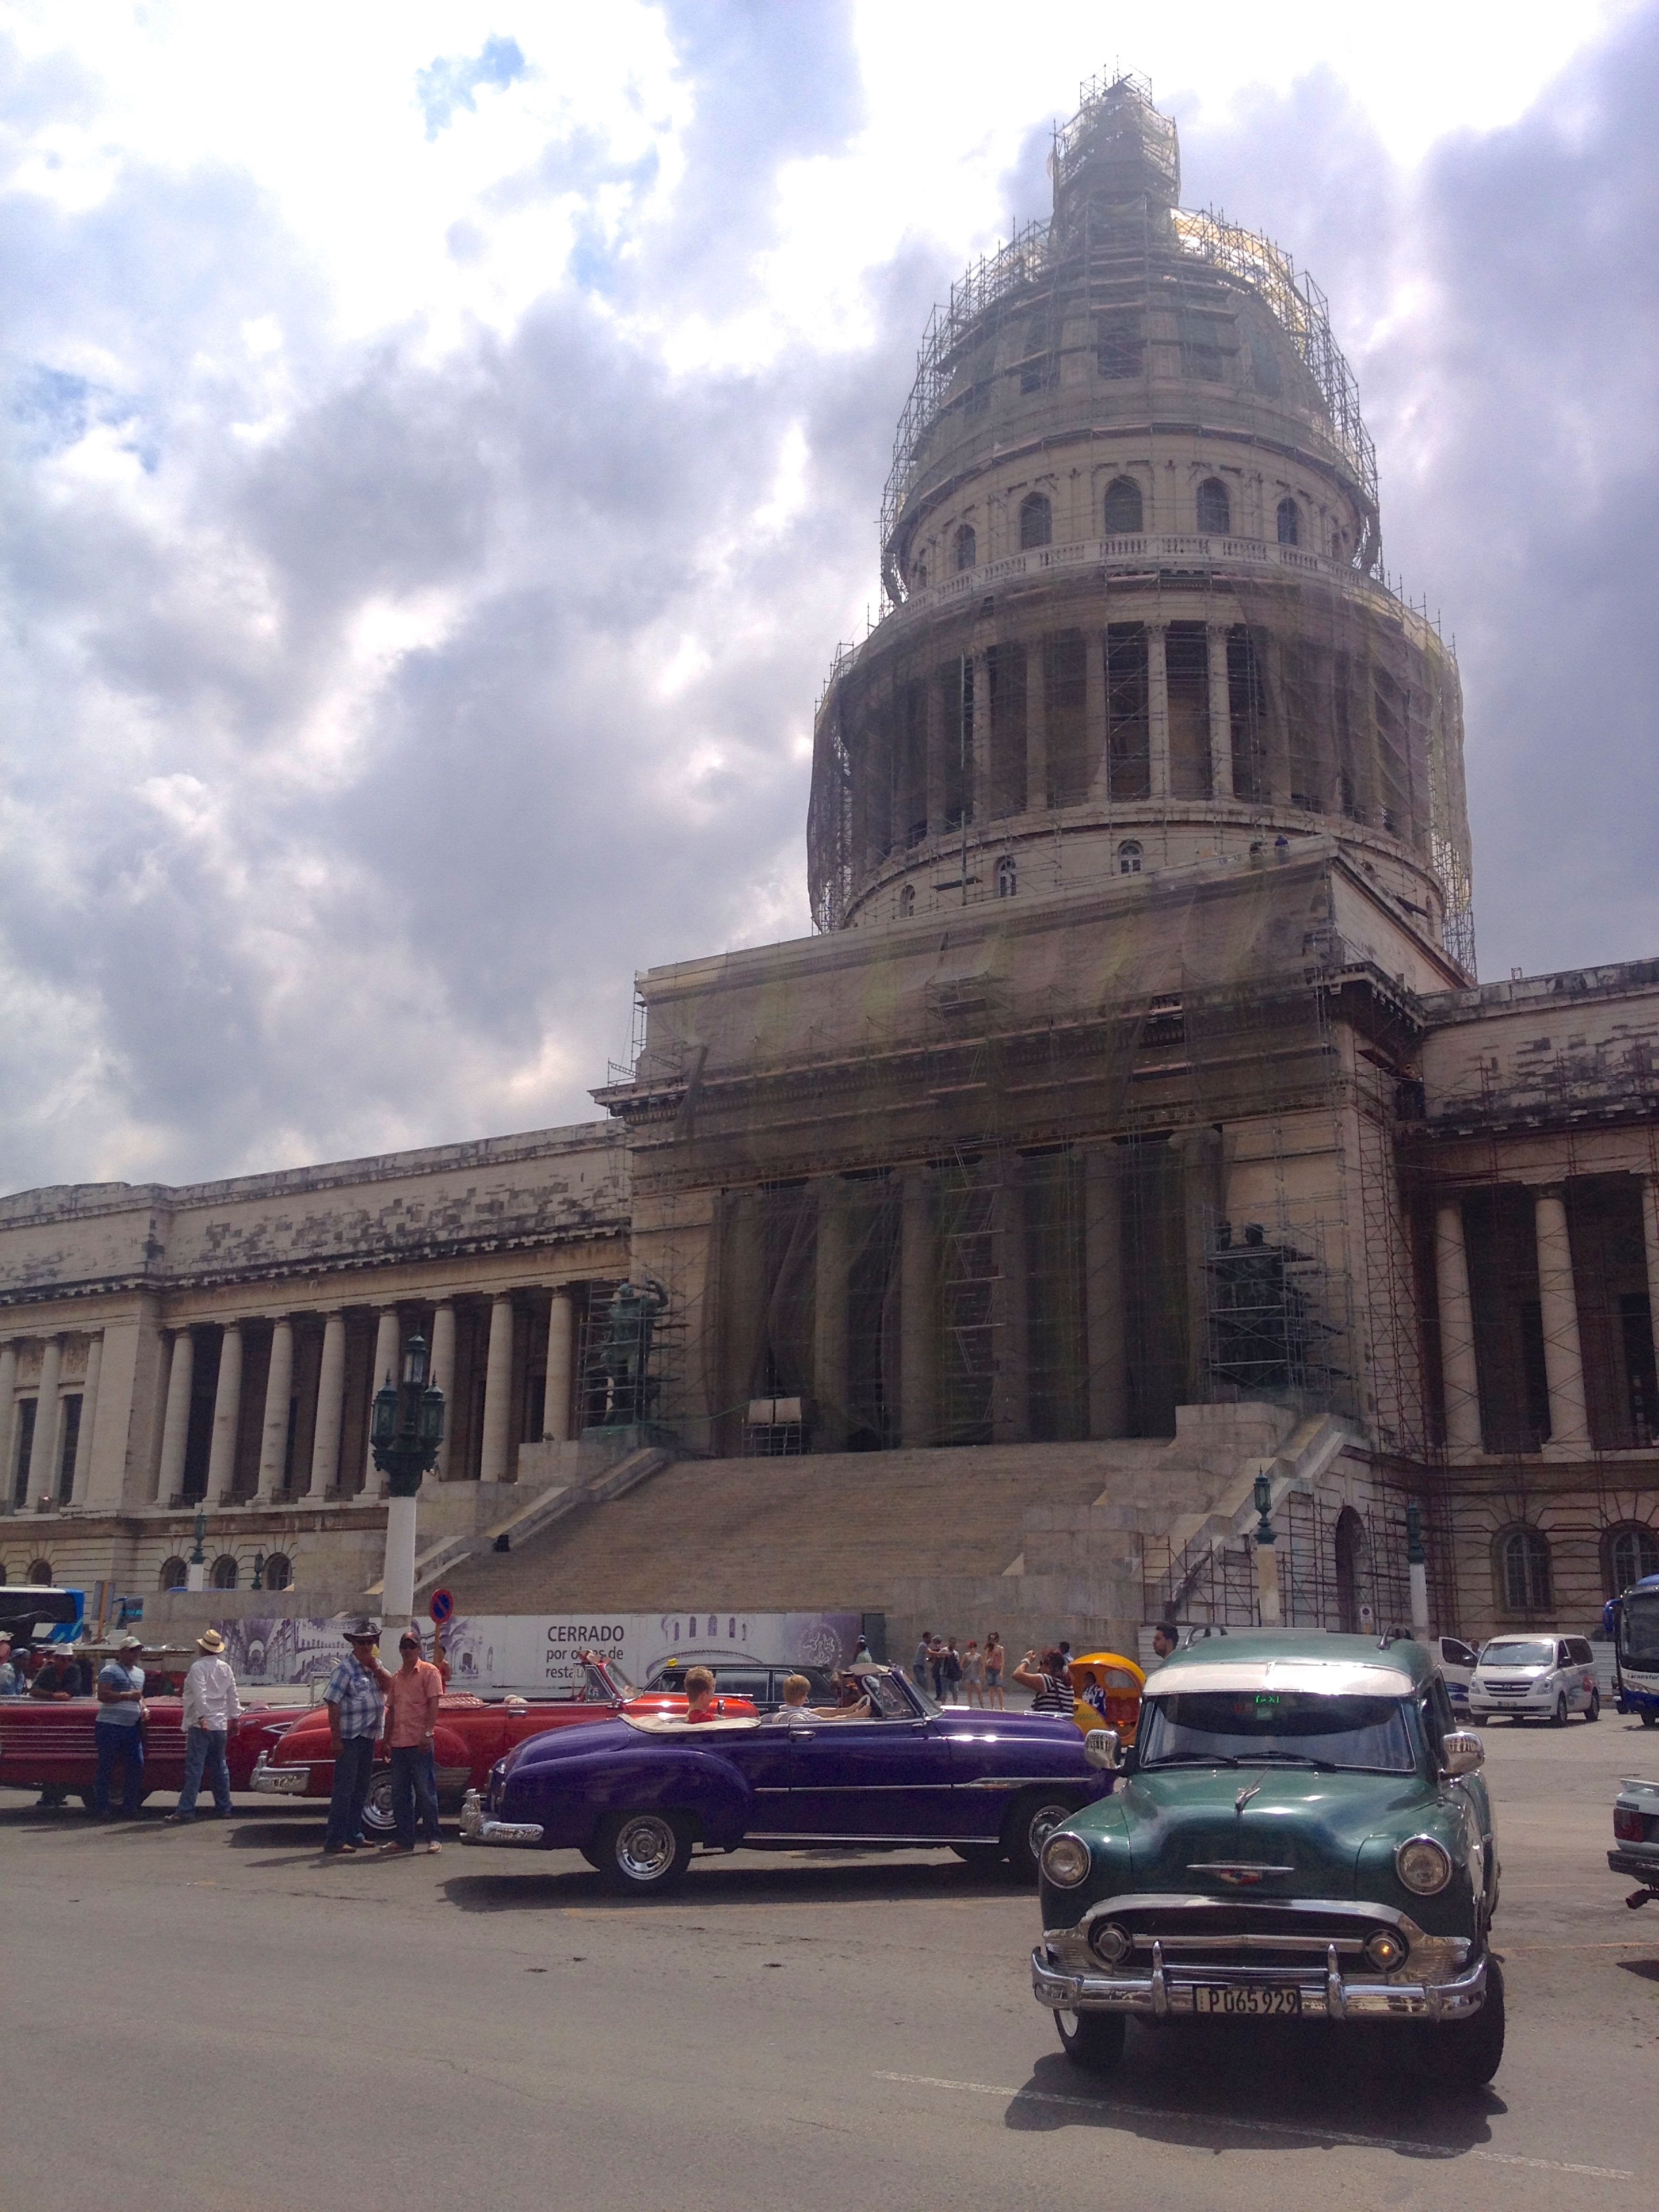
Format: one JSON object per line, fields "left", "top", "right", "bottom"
{"left": 0, "top": 1585, "right": 85, "bottom": 1648}
{"left": 1605, "top": 1574, "right": 1659, "bottom": 1726}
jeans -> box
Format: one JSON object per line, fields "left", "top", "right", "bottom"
{"left": 390, "top": 1743, "right": 441, "bottom": 1847}
{"left": 324, "top": 1736, "right": 377, "bottom": 1849}
{"left": 94, "top": 1720, "right": 144, "bottom": 1816}
{"left": 177, "top": 1725, "right": 232, "bottom": 1818}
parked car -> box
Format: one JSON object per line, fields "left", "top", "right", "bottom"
{"left": 253, "top": 1652, "right": 752, "bottom": 1836}
{"left": 1029, "top": 1631, "right": 1504, "bottom": 2090}
{"left": 1432, "top": 1636, "right": 1478, "bottom": 1712}
{"left": 1467, "top": 1634, "right": 1599, "bottom": 1724}
{"left": 460, "top": 1662, "right": 1112, "bottom": 1892}
{"left": 1609, "top": 1773, "right": 1659, "bottom": 1906}
{"left": 0, "top": 1681, "right": 297, "bottom": 1811}
{"left": 645, "top": 1660, "right": 840, "bottom": 1711}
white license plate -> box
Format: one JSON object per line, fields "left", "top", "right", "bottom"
{"left": 1191, "top": 1983, "right": 1303, "bottom": 2017}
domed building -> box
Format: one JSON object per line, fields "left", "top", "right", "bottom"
{"left": 1, "top": 75, "right": 1654, "bottom": 1665}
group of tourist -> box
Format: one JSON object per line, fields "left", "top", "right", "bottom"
{"left": 320, "top": 1619, "right": 445, "bottom": 1860}
{"left": 909, "top": 1632, "right": 1007, "bottom": 1707}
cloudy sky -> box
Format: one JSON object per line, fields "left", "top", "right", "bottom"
{"left": 0, "top": 0, "right": 1654, "bottom": 1195}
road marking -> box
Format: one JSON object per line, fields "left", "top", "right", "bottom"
{"left": 873, "top": 2072, "right": 1635, "bottom": 2178}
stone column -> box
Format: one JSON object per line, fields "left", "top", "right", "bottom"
{"left": 1641, "top": 1180, "right": 1659, "bottom": 1443}
{"left": 925, "top": 668, "right": 949, "bottom": 839}
{"left": 430, "top": 1301, "right": 459, "bottom": 1471}
{"left": 1433, "top": 1202, "right": 1483, "bottom": 1456}
{"left": 1084, "top": 1149, "right": 1127, "bottom": 1438}
{"left": 1534, "top": 1187, "right": 1591, "bottom": 1449}
{"left": 156, "top": 1330, "right": 194, "bottom": 1505}
{"left": 363, "top": 1307, "right": 401, "bottom": 1487}
{"left": 991, "top": 1158, "right": 1029, "bottom": 1443}
{"left": 1147, "top": 621, "right": 1171, "bottom": 800}
{"left": 1024, "top": 636, "right": 1048, "bottom": 813}
{"left": 541, "top": 1290, "right": 573, "bottom": 1446}
{"left": 35, "top": 1336, "right": 62, "bottom": 1506}
{"left": 899, "top": 1169, "right": 936, "bottom": 1447}
{"left": 970, "top": 647, "right": 991, "bottom": 823}
{"left": 1207, "top": 622, "right": 1233, "bottom": 800}
{"left": 813, "top": 1179, "right": 850, "bottom": 1450}
{"left": 69, "top": 1332, "right": 102, "bottom": 1504}
{"left": 478, "top": 1293, "right": 516, "bottom": 1485}
{"left": 1085, "top": 633, "right": 1109, "bottom": 800}
{"left": 256, "top": 1316, "right": 295, "bottom": 1500}
{"left": 307, "top": 1312, "right": 346, "bottom": 1498}
{"left": 0, "top": 1341, "right": 18, "bottom": 1511}
{"left": 205, "top": 1324, "right": 243, "bottom": 1505}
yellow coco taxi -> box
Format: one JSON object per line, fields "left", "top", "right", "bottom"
{"left": 1069, "top": 1654, "right": 1145, "bottom": 1743}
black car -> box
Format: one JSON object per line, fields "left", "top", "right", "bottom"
{"left": 644, "top": 1660, "right": 841, "bottom": 1712}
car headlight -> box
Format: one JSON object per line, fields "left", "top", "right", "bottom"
{"left": 1395, "top": 1837, "right": 1452, "bottom": 1894}
{"left": 1040, "top": 1832, "right": 1092, "bottom": 1888}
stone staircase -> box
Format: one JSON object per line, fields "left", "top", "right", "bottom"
{"left": 436, "top": 1404, "right": 1310, "bottom": 1658}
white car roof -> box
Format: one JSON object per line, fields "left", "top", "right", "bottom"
{"left": 1145, "top": 1658, "right": 1416, "bottom": 1700}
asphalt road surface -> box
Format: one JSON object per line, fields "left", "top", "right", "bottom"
{"left": 5, "top": 1712, "right": 1656, "bottom": 2211}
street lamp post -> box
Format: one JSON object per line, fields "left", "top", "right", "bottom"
{"left": 1406, "top": 1501, "right": 1430, "bottom": 1639}
{"left": 369, "top": 1335, "right": 445, "bottom": 1663}
{"left": 186, "top": 1503, "right": 208, "bottom": 1593}
{"left": 1252, "top": 1471, "right": 1282, "bottom": 1627}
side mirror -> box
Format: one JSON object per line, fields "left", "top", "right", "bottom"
{"left": 1084, "top": 1727, "right": 1121, "bottom": 1772}
{"left": 1441, "top": 1729, "right": 1483, "bottom": 1778}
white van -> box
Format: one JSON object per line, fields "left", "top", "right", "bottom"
{"left": 1469, "top": 1633, "right": 1599, "bottom": 1723}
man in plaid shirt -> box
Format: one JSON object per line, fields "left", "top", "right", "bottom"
{"left": 322, "top": 1620, "right": 388, "bottom": 1856}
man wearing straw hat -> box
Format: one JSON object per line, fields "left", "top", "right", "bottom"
{"left": 166, "top": 1629, "right": 243, "bottom": 1824}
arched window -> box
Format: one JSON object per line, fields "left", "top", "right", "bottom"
{"left": 1019, "top": 493, "right": 1052, "bottom": 550}
{"left": 28, "top": 1559, "right": 54, "bottom": 1585}
{"left": 996, "top": 855, "right": 1017, "bottom": 898}
{"left": 898, "top": 884, "right": 915, "bottom": 918}
{"left": 1275, "top": 497, "right": 1299, "bottom": 546}
{"left": 1496, "top": 1525, "right": 1552, "bottom": 1614}
{"left": 263, "top": 1551, "right": 293, "bottom": 1593}
{"left": 159, "top": 1556, "right": 188, "bottom": 1591}
{"left": 954, "top": 523, "right": 977, "bottom": 573}
{"left": 1196, "top": 478, "right": 1230, "bottom": 535}
{"left": 1605, "top": 1523, "right": 1659, "bottom": 1596}
{"left": 1102, "top": 476, "right": 1143, "bottom": 535}
{"left": 1116, "top": 840, "right": 1143, "bottom": 876}
{"left": 211, "top": 1554, "right": 239, "bottom": 1591}
{"left": 914, "top": 560, "right": 928, "bottom": 592}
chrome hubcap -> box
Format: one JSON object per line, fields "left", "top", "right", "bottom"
{"left": 615, "top": 1814, "right": 676, "bottom": 1880}
{"left": 1030, "top": 1803, "right": 1070, "bottom": 1853}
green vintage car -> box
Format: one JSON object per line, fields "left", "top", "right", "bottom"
{"left": 1031, "top": 1631, "right": 1504, "bottom": 2089}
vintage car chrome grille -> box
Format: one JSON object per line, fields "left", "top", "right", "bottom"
{"left": 1050, "top": 1896, "right": 1462, "bottom": 1982}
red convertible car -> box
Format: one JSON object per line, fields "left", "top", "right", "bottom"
{"left": 253, "top": 1653, "right": 753, "bottom": 1837}
{"left": 0, "top": 1685, "right": 298, "bottom": 1811}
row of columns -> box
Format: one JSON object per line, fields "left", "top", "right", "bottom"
{"left": 0, "top": 1286, "right": 587, "bottom": 1515}
{"left": 150, "top": 1289, "right": 581, "bottom": 1507}
{"left": 1433, "top": 1181, "right": 1659, "bottom": 1454}
{"left": 909, "top": 626, "right": 1237, "bottom": 851}
{"left": 0, "top": 1330, "right": 104, "bottom": 1511}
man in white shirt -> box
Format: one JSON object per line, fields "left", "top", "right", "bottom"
{"left": 165, "top": 1628, "right": 243, "bottom": 1824}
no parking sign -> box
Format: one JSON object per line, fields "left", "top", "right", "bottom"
{"left": 430, "top": 1589, "right": 455, "bottom": 1626}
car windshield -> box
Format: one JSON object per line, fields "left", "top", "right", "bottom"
{"left": 1137, "top": 1689, "right": 1416, "bottom": 1772}
{"left": 1619, "top": 1596, "right": 1659, "bottom": 1668}
{"left": 1478, "top": 1639, "right": 1554, "bottom": 1668}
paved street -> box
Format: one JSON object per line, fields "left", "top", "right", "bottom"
{"left": 5, "top": 1712, "right": 1656, "bottom": 2211}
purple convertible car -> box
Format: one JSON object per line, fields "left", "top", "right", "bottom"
{"left": 459, "top": 1664, "right": 1113, "bottom": 1894}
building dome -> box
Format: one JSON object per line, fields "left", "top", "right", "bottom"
{"left": 809, "top": 73, "right": 1473, "bottom": 973}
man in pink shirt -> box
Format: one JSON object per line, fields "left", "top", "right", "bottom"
{"left": 381, "top": 1630, "right": 444, "bottom": 1856}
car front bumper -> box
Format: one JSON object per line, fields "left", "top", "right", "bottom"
{"left": 458, "top": 1789, "right": 544, "bottom": 1847}
{"left": 250, "top": 1752, "right": 310, "bottom": 1796}
{"left": 1031, "top": 1944, "right": 1488, "bottom": 2023}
